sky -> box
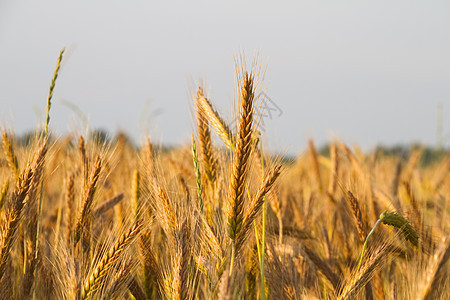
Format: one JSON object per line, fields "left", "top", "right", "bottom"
{"left": 1, "top": 0, "right": 449, "bottom": 155}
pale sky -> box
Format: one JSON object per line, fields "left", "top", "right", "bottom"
{"left": 1, "top": 1, "right": 449, "bottom": 154}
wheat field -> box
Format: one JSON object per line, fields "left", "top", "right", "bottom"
{"left": 0, "top": 49, "right": 449, "bottom": 299}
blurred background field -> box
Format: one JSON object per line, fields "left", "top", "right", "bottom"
{"left": 1, "top": 0, "right": 450, "bottom": 154}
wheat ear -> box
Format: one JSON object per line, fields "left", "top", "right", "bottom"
{"left": 74, "top": 155, "right": 102, "bottom": 244}
{"left": 22, "top": 142, "right": 48, "bottom": 298}
{"left": 0, "top": 181, "right": 9, "bottom": 210}
{"left": 80, "top": 220, "right": 143, "bottom": 299}
{"left": 338, "top": 245, "right": 388, "bottom": 300}
{"left": 196, "top": 87, "right": 217, "bottom": 183}
{"left": 254, "top": 144, "right": 283, "bottom": 244}
{"left": 161, "top": 187, "right": 177, "bottom": 230}
{"left": 357, "top": 210, "right": 418, "bottom": 269}
{"left": 197, "top": 91, "right": 235, "bottom": 151}
{"left": 191, "top": 135, "right": 204, "bottom": 212}
{"left": 78, "top": 136, "right": 89, "bottom": 187}
{"left": 0, "top": 166, "right": 33, "bottom": 280}
{"left": 228, "top": 72, "right": 255, "bottom": 240}
{"left": 44, "top": 47, "right": 65, "bottom": 137}
{"left": 227, "top": 71, "right": 256, "bottom": 277}
{"left": 1, "top": 131, "right": 19, "bottom": 180}
{"left": 345, "top": 191, "right": 367, "bottom": 243}
{"left": 236, "top": 165, "right": 282, "bottom": 253}
{"left": 380, "top": 211, "right": 418, "bottom": 246}
{"left": 131, "top": 170, "right": 141, "bottom": 222}
{"left": 64, "top": 173, "right": 75, "bottom": 241}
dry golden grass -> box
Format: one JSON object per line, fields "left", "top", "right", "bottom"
{"left": 0, "top": 51, "right": 448, "bottom": 299}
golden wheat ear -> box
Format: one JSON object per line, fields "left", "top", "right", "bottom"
{"left": 0, "top": 181, "right": 9, "bottom": 210}
{"left": 197, "top": 89, "right": 235, "bottom": 151}
{"left": 226, "top": 70, "right": 258, "bottom": 280}
{"left": 0, "top": 165, "right": 33, "bottom": 280}
{"left": 344, "top": 191, "right": 367, "bottom": 243}
{"left": 236, "top": 165, "right": 281, "bottom": 253}
{"left": 338, "top": 245, "right": 389, "bottom": 300}
{"left": 74, "top": 155, "right": 102, "bottom": 245}
{"left": 1, "top": 131, "right": 19, "bottom": 180}
{"left": 80, "top": 220, "right": 143, "bottom": 299}
{"left": 227, "top": 71, "right": 256, "bottom": 242}
{"left": 191, "top": 135, "right": 204, "bottom": 212}
{"left": 254, "top": 141, "right": 283, "bottom": 244}
{"left": 196, "top": 87, "right": 218, "bottom": 184}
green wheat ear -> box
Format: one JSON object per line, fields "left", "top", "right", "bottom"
{"left": 358, "top": 209, "right": 419, "bottom": 269}
{"left": 380, "top": 211, "right": 419, "bottom": 247}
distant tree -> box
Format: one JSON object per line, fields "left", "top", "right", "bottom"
{"left": 89, "top": 128, "right": 110, "bottom": 146}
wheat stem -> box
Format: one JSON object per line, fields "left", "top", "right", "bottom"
{"left": 357, "top": 218, "right": 382, "bottom": 270}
